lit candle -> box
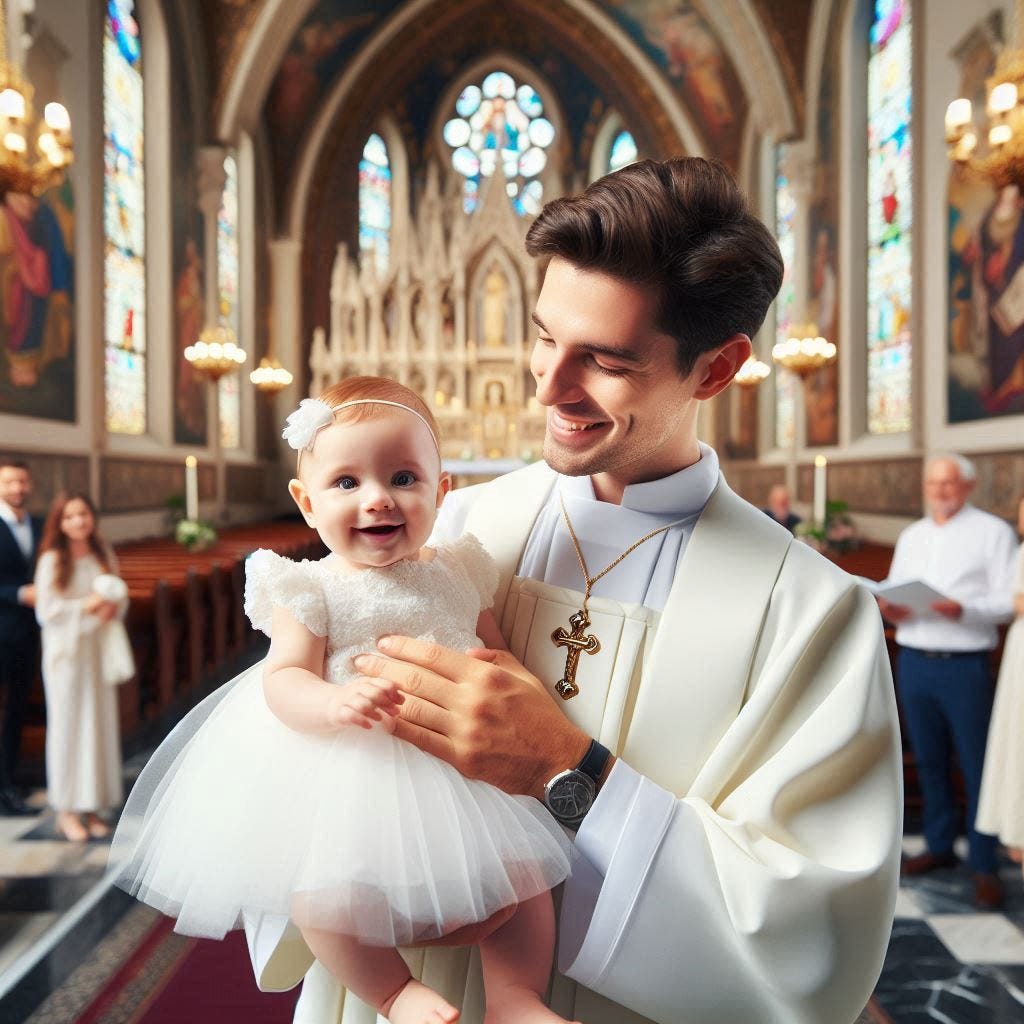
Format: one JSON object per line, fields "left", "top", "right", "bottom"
{"left": 813, "top": 454, "right": 827, "bottom": 526}
{"left": 185, "top": 456, "right": 199, "bottom": 522}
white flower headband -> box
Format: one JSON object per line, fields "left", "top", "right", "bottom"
{"left": 282, "top": 398, "right": 440, "bottom": 459}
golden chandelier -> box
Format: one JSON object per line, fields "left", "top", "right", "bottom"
{"left": 945, "top": 2, "right": 1024, "bottom": 189}
{"left": 184, "top": 325, "right": 246, "bottom": 381}
{"left": 0, "top": 2, "right": 72, "bottom": 197}
{"left": 771, "top": 324, "right": 837, "bottom": 379}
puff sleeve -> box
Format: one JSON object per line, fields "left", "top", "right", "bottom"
{"left": 243, "top": 549, "right": 328, "bottom": 638}
{"left": 446, "top": 532, "right": 499, "bottom": 610}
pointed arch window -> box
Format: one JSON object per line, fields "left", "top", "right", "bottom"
{"left": 443, "top": 70, "right": 554, "bottom": 216}
{"left": 774, "top": 150, "right": 797, "bottom": 449}
{"left": 217, "top": 153, "right": 241, "bottom": 449}
{"left": 608, "top": 130, "right": 638, "bottom": 173}
{"left": 866, "top": 0, "right": 912, "bottom": 434}
{"left": 103, "top": 0, "right": 146, "bottom": 435}
{"left": 359, "top": 133, "right": 391, "bottom": 278}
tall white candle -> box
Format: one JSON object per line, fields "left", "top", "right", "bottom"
{"left": 813, "top": 454, "right": 827, "bottom": 526}
{"left": 185, "top": 456, "right": 199, "bottom": 522}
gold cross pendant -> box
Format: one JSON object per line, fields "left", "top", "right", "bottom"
{"left": 551, "top": 608, "right": 601, "bottom": 700}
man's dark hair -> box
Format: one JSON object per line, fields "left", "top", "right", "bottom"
{"left": 0, "top": 458, "right": 30, "bottom": 473}
{"left": 525, "top": 157, "right": 783, "bottom": 374}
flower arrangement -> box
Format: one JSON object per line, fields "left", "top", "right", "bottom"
{"left": 175, "top": 518, "right": 218, "bottom": 551}
{"left": 795, "top": 500, "right": 860, "bottom": 556}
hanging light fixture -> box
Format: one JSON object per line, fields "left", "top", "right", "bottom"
{"left": 733, "top": 356, "right": 771, "bottom": 387}
{"left": 0, "top": 1, "right": 72, "bottom": 197}
{"left": 250, "top": 356, "right": 293, "bottom": 395}
{"left": 184, "top": 325, "right": 246, "bottom": 381}
{"left": 772, "top": 323, "right": 837, "bottom": 378}
{"left": 945, "top": 2, "right": 1024, "bottom": 188}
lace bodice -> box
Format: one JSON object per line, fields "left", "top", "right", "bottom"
{"left": 243, "top": 534, "right": 499, "bottom": 683}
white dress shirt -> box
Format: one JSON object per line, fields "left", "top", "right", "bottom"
{"left": 0, "top": 498, "right": 34, "bottom": 562}
{"left": 887, "top": 503, "right": 1018, "bottom": 651}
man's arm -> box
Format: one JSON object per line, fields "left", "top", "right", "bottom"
{"left": 353, "top": 559, "right": 902, "bottom": 1023}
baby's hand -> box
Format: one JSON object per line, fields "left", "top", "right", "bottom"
{"left": 326, "top": 678, "right": 404, "bottom": 731}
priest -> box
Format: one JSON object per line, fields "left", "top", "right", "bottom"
{"left": 250, "top": 157, "right": 902, "bottom": 1024}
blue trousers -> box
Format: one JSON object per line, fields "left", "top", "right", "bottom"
{"left": 897, "top": 647, "right": 998, "bottom": 873}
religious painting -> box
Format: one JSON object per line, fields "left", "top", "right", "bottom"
{"left": 946, "top": 15, "right": 1024, "bottom": 421}
{"left": 723, "top": 383, "right": 758, "bottom": 461}
{"left": 171, "top": 45, "right": 207, "bottom": 447}
{"left": 600, "top": 0, "right": 746, "bottom": 167}
{"left": 265, "top": 1, "right": 401, "bottom": 193}
{"left": 0, "top": 181, "right": 75, "bottom": 421}
{"left": 804, "top": 0, "right": 843, "bottom": 447}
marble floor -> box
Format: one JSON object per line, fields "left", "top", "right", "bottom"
{"left": 0, "top": 806, "right": 1022, "bottom": 1022}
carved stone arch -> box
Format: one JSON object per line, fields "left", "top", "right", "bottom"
{"left": 468, "top": 241, "right": 525, "bottom": 352}
{"left": 432, "top": 52, "right": 567, "bottom": 192}
{"left": 286, "top": 0, "right": 706, "bottom": 242}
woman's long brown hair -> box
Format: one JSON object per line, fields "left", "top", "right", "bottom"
{"left": 38, "top": 492, "right": 111, "bottom": 591}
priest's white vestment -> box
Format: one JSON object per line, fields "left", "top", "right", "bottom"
{"left": 247, "top": 459, "right": 902, "bottom": 1024}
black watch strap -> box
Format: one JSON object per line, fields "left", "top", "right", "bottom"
{"left": 576, "top": 739, "right": 611, "bottom": 787}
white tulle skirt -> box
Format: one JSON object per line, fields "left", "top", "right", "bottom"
{"left": 109, "top": 662, "right": 571, "bottom": 945}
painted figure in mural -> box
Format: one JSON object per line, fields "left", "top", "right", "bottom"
{"left": 961, "top": 184, "right": 1024, "bottom": 414}
{"left": 174, "top": 239, "right": 206, "bottom": 442}
{"left": 483, "top": 264, "right": 508, "bottom": 347}
{"left": 805, "top": 225, "right": 839, "bottom": 446}
{"left": 0, "top": 189, "right": 73, "bottom": 391}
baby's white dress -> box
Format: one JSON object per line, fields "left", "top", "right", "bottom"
{"left": 110, "top": 535, "right": 570, "bottom": 945}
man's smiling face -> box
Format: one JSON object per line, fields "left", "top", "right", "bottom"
{"left": 529, "top": 257, "right": 705, "bottom": 500}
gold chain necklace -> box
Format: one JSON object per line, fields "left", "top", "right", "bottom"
{"left": 551, "top": 494, "right": 689, "bottom": 700}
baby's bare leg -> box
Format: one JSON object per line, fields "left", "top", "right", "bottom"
{"left": 302, "top": 927, "right": 459, "bottom": 1024}
{"left": 479, "top": 893, "right": 580, "bottom": 1024}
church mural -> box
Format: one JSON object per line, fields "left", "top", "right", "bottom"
{"left": 600, "top": 0, "right": 745, "bottom": 166}
{"left": 804, "top": 0, "right": 843, "bottom": 447}
{"left": 265, "top": 0, "right": 401, "bottom": 192}
{"left": 0, "top": 182, "right": 75, "bottom": 421}
{"left": 172, "top": 50, "right": 207, "bottom": 446}
{"left": 946, "top": 15, "right": 1024, "bottom": 422}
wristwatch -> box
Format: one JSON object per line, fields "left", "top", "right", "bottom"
{"left": 543, "top": 739, "right": 612, "bottom": 829}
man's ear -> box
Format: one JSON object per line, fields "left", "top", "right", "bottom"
{"left": 288, "top": 478, "right": 316, "bottom": 527}
{"left": 692, "top": 334, "right": 753, "bottom": 400}
{"left": 436, "top": 471, "right": 452, "bottom": 509}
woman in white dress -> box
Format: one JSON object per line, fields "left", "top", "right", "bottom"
{"left": 978, "top": 495, "right": 1024, "bottom": 865}
{"left": 35, "top": 493, "right": 124, "bottom": 842}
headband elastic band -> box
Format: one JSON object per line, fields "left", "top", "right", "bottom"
{"left": 329, "top": 400, "right": 440, "bottom": 456}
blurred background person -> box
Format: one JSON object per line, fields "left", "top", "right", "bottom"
{"left": 0, "top": 458, "right": 41, "bottom": 816}
{"left": 761, "top": 483, "right": 802, "bottom": 533}
{"left": 35, "top": 493, "right": 125, "bottom": 842}
{"left": 977, "top": 494, "right": 1024, "bottom": 868}
{"left": 879, "top": 454, "right": 1017, "bottom": 909}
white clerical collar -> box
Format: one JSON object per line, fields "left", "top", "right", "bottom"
{"left": 559, "top": 442, "right": 720, "bottom": 516}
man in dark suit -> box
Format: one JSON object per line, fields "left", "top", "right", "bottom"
{"left": 0, "top": 459, "right": 42, "bottom": 815}
{"left": 761, "top": 483, "right": 802, "bottom": 534}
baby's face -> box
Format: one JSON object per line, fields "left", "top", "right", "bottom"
{"left": 290, "top": 411, "right": 448, "bottom": 570}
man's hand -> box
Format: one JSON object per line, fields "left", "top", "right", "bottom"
{"left": 352, "top": 637, "right": 590, "bottom": 798}
{"left": 877, "top": 597, "right": 912, "bottom": 623}
{"left": 17, "top": 583, "right": 35, "bottom": 608}
{"left": 931, "top": 598, "right": 963, "bottom": 621}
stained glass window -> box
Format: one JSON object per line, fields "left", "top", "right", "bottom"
{"left": 218, "top": 154, "right": 240, "bottom": 449}
{"left": 866, "top": 0, "right": 912, "bottom": 434}
{"left": 443, "top": 70, "right": 555, "bottom": 215}
{"left": 608, "top": 130, "right": 637, "bottom": 173}
{"left": 359, "top": 133, "right": 391, "bottom": 278}
{"left": 774, "top": 150, "right": 797, "bottom": 449}
{"left": 103, "top": 0, "right": 146, "bottom": 435}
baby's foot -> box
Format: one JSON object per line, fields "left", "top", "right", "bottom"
{"left": 386, "top": 978, "right": 460, "bottom": 1024}
{"left": 484, "top": 986, "right": 580, "bottom": 1024}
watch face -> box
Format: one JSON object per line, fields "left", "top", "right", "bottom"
{"left": 547, "top": 772, "right": 594, "bottom": 822}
